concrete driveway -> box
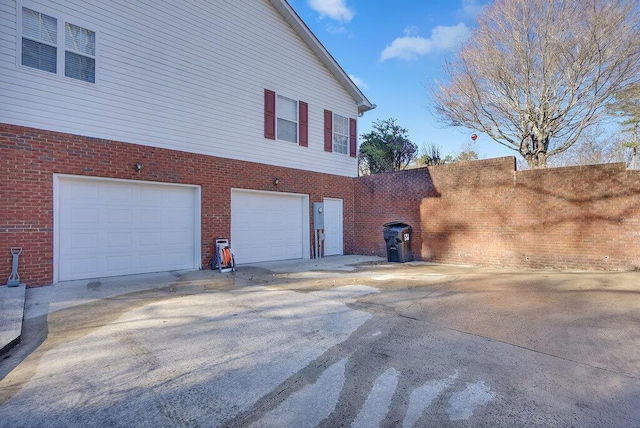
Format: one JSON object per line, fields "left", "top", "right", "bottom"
{"left": 1, "top": 256, "right": 639, "bottom": 427}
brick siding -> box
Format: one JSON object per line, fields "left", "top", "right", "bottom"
{"left": 1, "top": 124, "right": 355, "bottom": 286}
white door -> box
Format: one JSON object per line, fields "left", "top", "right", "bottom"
{"left": 57, "top": 176, "right": 199, "bottom": 281}
{"left": 231, "top": 190, "right": 309, "bottom": 263}
{"left": 324, "top": 198, "right": 343, "bottom": 256}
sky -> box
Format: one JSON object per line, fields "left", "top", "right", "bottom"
{"left": 287, "top": 0, "right": 515, "bottom": 160}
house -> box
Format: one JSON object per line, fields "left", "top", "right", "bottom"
{"left": 0, "top": 0, "right": 374, "bottom": 285}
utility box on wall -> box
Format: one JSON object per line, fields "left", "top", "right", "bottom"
{"left": 313, "top": 202, "right": 324, "bottom": 230}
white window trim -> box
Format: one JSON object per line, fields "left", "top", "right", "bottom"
{"left": 17, "top": 1, "right": 97, "bottom": 84}
{"left": 332, "top": 113, "right": 349, "bottom": 155}
{"left": 275, "top": 92, "right": 299, "bottom": 144}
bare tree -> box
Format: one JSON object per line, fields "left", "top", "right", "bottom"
{"left": 455, "top": 141, "right": 479, "bottom": 162}
{"left": 433, "top": 0, "right": 640, "bottom": 169}
{"left": 546, "top": 126, "right": 627, "bottom": 168}
{"left": 607, "top": 84, "right": 640, "bottom": 169}
{"left": 415, "top": 144, "right": 444, "bottom": 166}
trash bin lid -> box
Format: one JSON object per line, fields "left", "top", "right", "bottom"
{"left": 383, "top": 221, "right": 412, "bottom": 233}
{"left": 383, "top": 221, "right": 411, "bottom": 228}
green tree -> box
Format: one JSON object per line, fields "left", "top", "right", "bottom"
{"left": 359, "top": 119, "right": 417, "bottom": 174}
{"left": 443, "top": 154, "right": 456, "bottom": 164}
{"left": 454, "top": 141, "right": 479, "bottom": 162}
{"left": 433, "top": 0, "right": 640, "bottom": 169}
{"left": 455, "top": 150, "right": 478, "bottom": 162}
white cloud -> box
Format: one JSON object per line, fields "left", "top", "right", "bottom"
{"left": 326, "top": 23, "right": 348, "bottom": 35}
{"left": 379, "top": 23, "right": 471, "bottom": 62}
{"left": 348, "top": 74, "right": 368, "bottom": 90}
{"left": 460, "top": 0, "right": 486, "bottom": 18}
{"left": 307, "top": 0, "right": 354, "bottom": 22}
{"left": 403, "top": 26, "right": 420, "bottom": 37}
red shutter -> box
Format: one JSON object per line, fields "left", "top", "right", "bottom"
{"left": 299, "top": 101, "right": 308, "bottom": 147}
{"left": 324, "top": 109, "right": 333, "bottom": 152}
{"left": 349, "top": 118, "right": 357, "bottom": 157}
{"left": 264, "top": 89, "right": 276, "bottom": 140}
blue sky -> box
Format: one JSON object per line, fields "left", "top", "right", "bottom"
{"left": 288, "top": 0, "right": 514, "bottom": 160}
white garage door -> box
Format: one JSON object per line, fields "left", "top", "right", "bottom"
{"left": 231, "top": 190, "right": 308, "bottom": 264}
{"left": 56, "top": 176, "right": 199, "bottom": 282}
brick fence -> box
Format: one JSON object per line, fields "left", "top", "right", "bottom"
{"left": 354, "top": 157, "right": 640, "bottom": 271}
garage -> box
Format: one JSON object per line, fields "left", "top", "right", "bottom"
{"left": 55, "top": 175, "right": 201, "bottom": 282}
{"left": 231, "top": 189, "right": 309, "bottom": 263}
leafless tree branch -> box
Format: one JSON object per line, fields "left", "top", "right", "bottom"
{"left": 432, "top": 0, "right": 640, "bottom": 168}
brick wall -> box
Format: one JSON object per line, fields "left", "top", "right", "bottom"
{"left": 354, "top": 157, "right": 640, "bottom": 271}
{"left": 4, "top": 122, "right": 639, "bottom": 287}
{"left": 1, "top": 124, "right": 354, "bottom": 286}
{"left": 353, "top": 166, "right": 441, "bottom": 259}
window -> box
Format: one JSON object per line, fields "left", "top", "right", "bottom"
{"left": 333, "top": 113, "right": 349, "bottom": 154}
{"left": 324, "top": 110, "right": 356, "bottom": 157}
{"left": 20, "top": 6, "right": 96, "bottom": 83}
{"left": 277, "top": 95, "right": 298, "bottom": 143}
{"left": 264, "top": 89, "right": 308, "bottom": 146}
{"left": 65, "top": 23, "right": 95, "bottom": 83}
{"left": 21, "top": 8, "right": 57, "bottom": 73}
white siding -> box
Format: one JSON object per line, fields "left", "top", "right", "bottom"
{"left": 0, "top": 0, "right": 360, "bottom": 176}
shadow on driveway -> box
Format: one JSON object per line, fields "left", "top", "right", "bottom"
{"left": 1, "top": 258, "right": 638, "bottom": 427}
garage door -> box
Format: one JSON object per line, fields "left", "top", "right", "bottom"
{"left": 231, "top": 190, "right": 308, "bottom": 263}
{"left": 56, "top": 176, "right": 200, "bottom": 282}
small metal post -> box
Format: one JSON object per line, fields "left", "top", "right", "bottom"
{"left": 7, "top": 247, "right": 23, "bottom": 287}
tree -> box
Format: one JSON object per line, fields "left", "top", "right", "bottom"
{"left": 359, "top": 118, "right": 417, "bottom": 174}
{"left": 413, "top": 142, "right": 479, "bottom": 167}
{"left": 454, "top": 141, "right": 479, "bottom": 162}
{"left": 433, "top": 0, "right": 640, "bottom": 169}
{"left": 455, "top": 150, "right": 478, "bottom": 162}
{"left": 607, "top": 84, "right": 640, "bottom": 169}
{"left": 415, "top": 144, "right": 444, "bottom": 166}
{"left": 546, "top": 126, "right": 627, "bottom": 168}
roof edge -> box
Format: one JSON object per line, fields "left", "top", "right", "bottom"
{"left": 268, "top": 0, "right": 375, "bottom": 115}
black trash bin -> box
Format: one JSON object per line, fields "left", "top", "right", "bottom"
{"left": 383, "top": 221, "right": 412, "bottom": 262}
